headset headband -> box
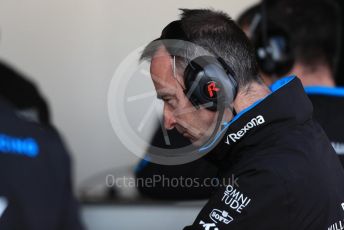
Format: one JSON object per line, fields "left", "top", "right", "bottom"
{"left": 159, "top": 20, "right": 189, "bottom": 41}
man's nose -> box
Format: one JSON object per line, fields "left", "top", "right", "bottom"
{"left": 163, "top": 104, "right": 176, "bottom": 130}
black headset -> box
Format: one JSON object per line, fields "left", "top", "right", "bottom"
{"left": 249, "top": 0, "right": 294, "bottom": 76}
{"left": 183, "top": 56, "right": 237, "bottom": 111}
{"left": 159, "top": 20, "right": 238, "bottom": 111}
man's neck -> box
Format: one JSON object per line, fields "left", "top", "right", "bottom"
{"left": 233, "top": 82, "right": 271, "bottom": 114}
{"left": 289, "top": 63, "right": 335, "bottom": 87}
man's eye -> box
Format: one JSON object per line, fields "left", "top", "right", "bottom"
{"left": 164, "top": 98, "right": 176, "bottom": 107}
{"left": 162, "top": 97, "right": 171, "bottom": 102}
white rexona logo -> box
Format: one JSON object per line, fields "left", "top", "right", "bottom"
{"left": 0, "top": 197, "right": 8, "bottom": 219}
{"left": 199, "top": 221, "right": 219, "bottom": 230}
{"left": 225, "top": 115, "right": 265, "bottom": 145}
{"left": 209, "top": 209, "right": 233, "bottom": 224}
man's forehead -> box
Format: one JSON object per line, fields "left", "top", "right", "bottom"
{"left": 148, "top": 45, "right": 186, "bottom": 91}
{"left": 150, "top": 46, "right": 173, "bottom": 81}
{"left": 151, "top": 46, "right": 171, "bottom": 62}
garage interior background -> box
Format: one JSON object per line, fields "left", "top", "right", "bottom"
{"left": 1, "top": 0, "right": 342, "bottom": 192}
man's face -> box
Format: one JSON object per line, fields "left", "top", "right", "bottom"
{"left": 150, "top": 47, "right": 219, "bottom": 147}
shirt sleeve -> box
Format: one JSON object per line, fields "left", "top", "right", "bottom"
{"left": 183, "top": 168, "right": 289, "bottom": 230}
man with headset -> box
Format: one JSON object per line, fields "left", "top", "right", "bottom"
{"left": 141, "top": 8, "right": 344, "bottom": 229}
{"left": 238, "top": 0, "right": 344, "bottom": 166}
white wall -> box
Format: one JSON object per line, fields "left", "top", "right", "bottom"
{"left": 0, "top": 0, "right": 259, "bottom": 190}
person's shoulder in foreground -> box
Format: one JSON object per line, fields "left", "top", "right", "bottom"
{"left": 0, "top": 98, "right": 83, "bottom": 230}
{"left": 184, "top": 76, "right": 344, "bottom": 230}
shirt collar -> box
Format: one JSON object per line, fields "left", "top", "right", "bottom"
{"left": 200, "top": 76, "right": 313, "bottom": 158}
{"left": 0, "top": 97, "right": 14, "bottom": 113}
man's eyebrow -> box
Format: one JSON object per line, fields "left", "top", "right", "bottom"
{"left": 156, "top": 89, "right": 176, "bottom": 99}
{"left": 156, "top": 92, "right": 169, "bottom": 100}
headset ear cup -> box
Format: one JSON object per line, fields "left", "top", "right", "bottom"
{"left": 184, "top": 61, "right": 205, "bottom": 109}
{"left": 184, "top": 61, "right": 216, "bottom": 110}
{"left": 183, "top": 56, "right": 237, "bottom": 111}
{"left": 253, "top": 24, "right": 294, "bottom": 76}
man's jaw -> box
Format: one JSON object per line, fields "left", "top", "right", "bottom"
{"left": 176, "top": 125, "right": 208, "bottom": 147}
{"left": 175, "top": 125, "right": 197, "bottom": 142}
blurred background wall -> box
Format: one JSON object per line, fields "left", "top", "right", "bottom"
{"left": 0, "top": 0, "right": 259, "bottom": 191}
